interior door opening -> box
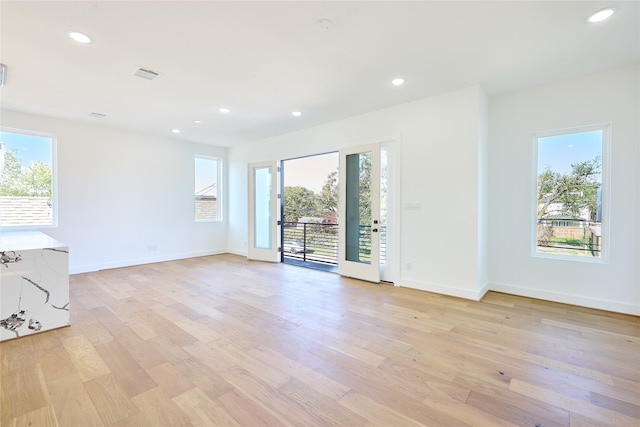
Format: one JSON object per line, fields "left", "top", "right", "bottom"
{"left": 281, "top": 152, "right": 340, "bottom": 272}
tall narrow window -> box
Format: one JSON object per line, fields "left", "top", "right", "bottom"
{"left": 194, "top": 156, "right": 220, "bottom": 221}
{"left": 535, "top": 125, "right": 608, "bottom": 260}
{"left": 0, "top": 129, "right": 56, "bottom": 228}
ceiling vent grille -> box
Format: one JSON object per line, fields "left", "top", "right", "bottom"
{"left": 133, "top": 67, "right": 161, "bottom": 81}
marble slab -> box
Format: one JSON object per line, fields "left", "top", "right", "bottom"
{"left": 1, "top": 232, "right": 69, "bottom": 341}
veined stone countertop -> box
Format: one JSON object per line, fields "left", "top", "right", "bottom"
{"left": 0, "top": 231, "right": 67, "bottom": 251}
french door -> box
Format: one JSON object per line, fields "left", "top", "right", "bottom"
{"left": 247, "top": 160, "right": 280, "bottom": 262}
{"left": 247, "top": 144, "right": 382, "bottom": 282}
{"left": 338, "top": 143, "right": 381, "bottom": 282}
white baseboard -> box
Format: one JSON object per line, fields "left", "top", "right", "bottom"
{"left": 399, "top": 278, "right": 487, "bottom": 301}
{"left": 490, "top": 281, "right": 640, "bottom": 316}
{"left": 397, "top": 278, "right": 638, "bottom": 315}
{"left": 226, "top": 249, "right": 248, "bottom": 257}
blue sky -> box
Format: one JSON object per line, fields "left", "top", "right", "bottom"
{"left": 3, "top": 129, "right": 599, "bottom": 194}
{"left": 538, "top": 130, "right": 602, "bottom": 179}
{"left": 195, "top": 157, "right": 218, "bottom": 196}
{"left": 0, "top": 131, "right": 53, "bottom": 166}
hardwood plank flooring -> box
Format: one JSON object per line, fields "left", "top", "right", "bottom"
{"left": 1, "top": 253, "right": 638, "bottom": 426}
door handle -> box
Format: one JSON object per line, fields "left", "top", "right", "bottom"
{"left": 372, "top": 228, "right": 378, "bottom": 233}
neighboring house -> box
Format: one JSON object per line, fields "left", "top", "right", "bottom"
{"left": 539, "top": 202, "right": 591, "bottom": 224}
{"left": 320, "top": 211, "right": 338, "bottom": 224}
{"left": 297, "top": 216, "right": 325, "bottom": 224}
{"left": 195, "top": 196, "right": 217, "bottom": 221}
{"left": 0, "top": 197, "right": 52, "bottom": 226}
{"left": 296, "top": 216, "right": 337, "bottom": 227}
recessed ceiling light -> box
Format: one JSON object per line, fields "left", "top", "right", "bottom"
{"left": 67, "top": 31, "right": 92, "bottom": 44}
{"left": 172, "top": 129, "right": 181, "bottom": 134}
{"left": 219, "top": 107, "right": 230, "bottom": 114}
{"left": 587, "top": 7, "right": 617, "bottom": 23}
{"left": 193, "top": 120, "right": 202, "bottom": 124}
{"left": 292, "top": 111, "right": 302, "bottom": 117}
{"left": 391, "top": 78, "right": 406, "bottom": 86}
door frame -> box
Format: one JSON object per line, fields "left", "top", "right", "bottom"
{"left": 246, "top": 136, "right": 401, "bottom": 285}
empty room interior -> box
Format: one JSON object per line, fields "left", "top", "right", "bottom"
{"left": 0, "top": 1, "right": 638, "bottom": 426}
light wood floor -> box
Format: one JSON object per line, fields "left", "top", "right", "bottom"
{"left": 1, "top": 254, "right": 639, "bottom": 427}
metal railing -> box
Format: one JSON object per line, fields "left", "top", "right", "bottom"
{"left": 536, "top": 218, "right": 601, "bottom": 256}
{"left": 282, "top": 222, "right": 386, "bottom": 265}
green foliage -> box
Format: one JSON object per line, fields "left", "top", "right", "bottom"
{"left": 0, "top": 149, "right": 23, "bottom": 195}
{"left": 285, "top": 167, "right": 342, "bottom": 223}
{"left": 284, "top": 157, "right": 372, "bottom": 225}
{"left": 283, "top": 186, "right": 318, "bottom": 222}
{"left": 317, "top": 170, "right": 338, "bottom": 214}
{"left": 21, "top": 161, "right": 52, "bottom": 196}
{"left": 549, "top": 236, "right": 590, "bottom": 246}
{"left": 0, "top": 149, "right": 52, "bottom": 197}
{"left": 537, "top": 155, "right": 601, "bottom": 220}
{"left": 358, "top": 153, "right": 372, "bottom": 224}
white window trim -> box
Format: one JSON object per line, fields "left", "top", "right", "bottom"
{"left": 194, "top": 155, "right": 222, "bottom": 222}
{"left": 0, "top": 127, "right": 58, "bottom": 230}
{"left": 531, "top": 123, "right": 610, "bottom": 263}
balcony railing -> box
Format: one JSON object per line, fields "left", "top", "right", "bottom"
{"left": 536, "top": 218, "right": 601, "bottom": 257}
{"left": 282, "top": 221, "right": 386, "bottom": 265}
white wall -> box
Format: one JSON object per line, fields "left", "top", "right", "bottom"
{"left": 4, "top": 66, "right": 635, "bottom": 315}
{"left": 0, "top": 110, "right": 228, "bottom": 273}
{"left": 228, "top": 85, "right": 488, "bottom": 300}
{"left": 488, "top": 64, "right": 640, "bottom": 315}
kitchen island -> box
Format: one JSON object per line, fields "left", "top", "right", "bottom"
{"left": 0, "top": 232, "right": 69, "bottom": 341}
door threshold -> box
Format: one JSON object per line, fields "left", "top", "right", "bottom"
{"left": 283, "top": 258, "right": 338, "bottom": 273}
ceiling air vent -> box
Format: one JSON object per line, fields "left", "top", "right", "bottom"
{"left": 133, "top": 67, "right": 161, "bottom": 81}
{"left": 90, "top": 112, "right": 107, "bottom": 118}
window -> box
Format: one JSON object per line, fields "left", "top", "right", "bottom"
{"left": 194, "top": 156, "right": 220, "bottom": 221}
{"left": 534, "top": 124, "right": 608, "bottom": 260}
{"left": 0, "top": 129, "right": 56, "bottom": 228}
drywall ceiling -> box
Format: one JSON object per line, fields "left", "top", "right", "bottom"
{"left": 1, "top": 1, "right": 638, "bottom": 147}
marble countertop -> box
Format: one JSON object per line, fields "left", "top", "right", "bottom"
{"left": 0, "top": 231, "right": 67, "bottom": 251}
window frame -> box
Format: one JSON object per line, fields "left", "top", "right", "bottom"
{"left": 194, "top": 155, "right": 222, "bottom": 222}
{"left": 0, "top": 127, "right": 58, "bottom": 230}
{"left": 531, "top": 123, "right": 610, "bottom": 263}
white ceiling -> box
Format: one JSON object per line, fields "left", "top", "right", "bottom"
{"left": 1, "top": 1, "right": 638, "bottom": 147}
